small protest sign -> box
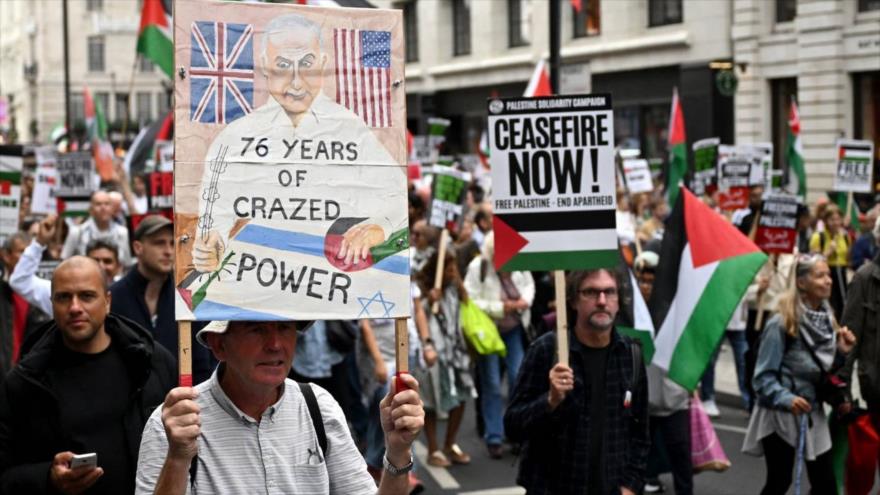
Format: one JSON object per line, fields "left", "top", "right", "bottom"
{"left": 691, "top": 138, "right": 719, "bottom": 196}
{"left": 623, "top": 159, "right": 653, "bottom": 193}
{"left": 32, "top": 166, "right": 59, "bottom": 215}
{"left": 173, "top": 0, "right": 409, "bottom": 321}
{"left": 36, "top": 260, "right": 61, "bottom": 281}
{"left": 412, "top": 135, "right": 437, "bottom": 165}
{"left": 428, "top": 166, "right": 471, "bottom": 233}
{"left": 149, "top": 171, "right": 173, "bottom": 210}
{"left": 56, "top": 152, "right": 95, "bottom": 198}
{"left": 752, "top": 143, "right": 773, "bottom": 189}
{"left": 716, "top": 145, "right": 752, "bottom": 210}
{"left": 157, "top": 141, "right": 174, "bottom": 172}
{"left": 0, "top": 145, "right": 23, "bottom": 244}
{"left": 488, "top": 93, "right": 617, "bottom": 270}
{"left": 755, "top": 194, "right": 800, "bottom": 254}
{"left": 833, "top": 139, "right": 874, "bottom": 193}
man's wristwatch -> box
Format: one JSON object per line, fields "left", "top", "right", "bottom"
{"left": 383, "top": 454, "right": 414, "bottom": 476}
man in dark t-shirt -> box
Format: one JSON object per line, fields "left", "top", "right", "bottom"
{"left": 505, "top": 268, "right": 649, "bottom": 495}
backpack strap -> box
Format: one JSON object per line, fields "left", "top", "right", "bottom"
{"left": 630, "top": 341, "right": 642, "bottom": 389}
{"left": 298, "top": 382, "right": 328, "bottom": 456}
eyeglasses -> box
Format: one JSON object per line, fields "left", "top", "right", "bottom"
{"left": 577, "top": 288, "right": 618, "bottom": 301}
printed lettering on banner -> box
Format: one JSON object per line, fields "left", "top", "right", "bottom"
{"left": 174, "top": 1, "right": 409, "bottom": 321}
{"left": 428, "top": 166, "right": 471, "bottom": 234}
{"left": 487, "top": 94, "right": 617, "bottom": 271}
{"left": 755, "top": 193, "right": 800, "bottom": 254}
{"left": 623, "top": 159, "right": 653, "bottom": 194}
{"left": 833, "top": 139, "right": 875, "bottom": 193}
{"left": 56, "top": 152, "right": 95, "bottom": 198}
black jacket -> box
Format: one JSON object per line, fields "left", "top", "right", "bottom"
{"left": 505, "top": 329, "right": 649, "bottom": 495}
{"left": 110, "top": 266, "right": 215, "bottom": 384}
{"left": 0, "top": 314, "right": 176, "bottom": 494}
{"left": 841, "top": 254, "right": 880, "bottom": 410}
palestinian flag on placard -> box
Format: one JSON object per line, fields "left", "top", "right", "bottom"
{"left": 617, "top": 269, "right": 656, "bottom": 364}
{"left": 666, "top": 87, "right": 687, "bottom": 207}
{"left": 56, "top": 197, "right": 91, "bottom": 218}
{"left": 323, "top": 218, "right": 410, "bottom": 273}
{"left": 649, "top": 186, "right": 767, "bottom": 390}
{"left": 785, "top": 97, "right": 807, "bottom": 200}
{"left": 137, "top": 0, "right": 173, "bottom": 78}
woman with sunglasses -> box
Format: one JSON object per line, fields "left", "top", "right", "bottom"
{"left": 743, "top": 254, "right": 856, "bottom": 494}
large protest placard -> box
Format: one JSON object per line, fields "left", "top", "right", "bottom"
{"left": 833, "top": 139, "right": 875, "bottom": 193}
{"left": 0, "top": 145, "right": 23, "bottom": 244}
{"left": 755, "top": 193, "right": 800, "bottom": 254}
{"left": 716, "top": 145, "right": 752, "bottom": 211}
{"left": 691, "top": 137, "right": 719, "bottom": 196}
{"left": 173, "top": 1, "right": 409, "bottom": 321}
{"left": 56, "top": 152, "right": 95, "bottom": 217}
{"left": 622, "top": 158, "right": 653, "bottom": 193}
{"left": 487, "top": 94, "right": 616, "bottom": 271}
{"left": 429, "top": 166, "right": 471, "bottom": 233}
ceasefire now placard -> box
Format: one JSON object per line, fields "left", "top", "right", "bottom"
{"left": 487, "top": 94, "right": 617, "bottom": 271}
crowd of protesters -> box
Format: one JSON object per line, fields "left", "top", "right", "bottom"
{"left": 0, "top": 147, "right": 879, "bottom": 495}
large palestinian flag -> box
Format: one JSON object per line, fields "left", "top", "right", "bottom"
{"left": 617, "top": 268, "right": 656, "bottom": 364}
{"left": 666, "top": 87, "right": 687, "bottom": 207}
{"left": 649, "top": 186, "right": 767, "bottom": 390}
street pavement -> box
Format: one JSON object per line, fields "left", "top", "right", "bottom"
{"left": 407, "top": 342, "right": 814, "bottom": 494}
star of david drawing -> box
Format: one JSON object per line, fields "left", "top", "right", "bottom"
{"left": 357, "top": 291, "right": 395, "bottom": 318}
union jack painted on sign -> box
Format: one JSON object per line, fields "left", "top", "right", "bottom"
{"left": 190, "top": 21, "right": 254, "bottom": 125}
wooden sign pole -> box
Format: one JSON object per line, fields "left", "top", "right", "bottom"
{"left": 394, "top": 318, "right": 410, "bottom": 392}
{"left": 554, "top": 270, "right": 569, "bottom": 367}
{"left": 431, "top": 228, "right": 449, "bottom": 314}
{"left": 178, "top": 321, "right": 193, "bottom": 387}
{"left": 753, "top": 253, "right": 777, "bottom": 331}
{"left": 845, "top": 191, "right": 854, "bottom": 227}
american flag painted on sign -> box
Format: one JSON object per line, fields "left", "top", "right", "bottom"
{"left": 334, "top": 29, "right": 392, "bottom": 128}
{"left": 190, "top": 21, "right": 254, "bottom": 125}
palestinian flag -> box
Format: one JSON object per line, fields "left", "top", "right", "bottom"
{"left": 649, "top": 186, "right": 767, "bottom": 390}
{"left": 56, "top": 197, "right": 91, "bottom": 218}
{"left": 123, "top": 110, "right": 172, "bottom": 178}
{"left": 666, "top": 87, "right": 687, "bottom": 207}
{"left": 785, "top": 97, "right": 807, "bottom": 199}
{"left": 617, "top": 269, "right": 656, "bottom": 364}
{"left": 525, "top": 59, "right": 552, "bottom": 97}
{"left": 83, "top": 87, "right": 114, "bottom": 181}
{"left": 323, "top": 218, "right": 409, "bottom": 273}
{"left": 137, "top": 0, "right": 173, "bottom": 78}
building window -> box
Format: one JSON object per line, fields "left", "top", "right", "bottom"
{"left": 86, "top": 0, "right": 103, "bottom": 12}
{"left": 115, "top": 93, "right": 130, "bottom": 123}
{"left": 508, "top": 0, "right": 531, "bottom": 47}
{"left": 452, "top": 0, "right": 471, "bottom": 56}
{"left": 70, "top": 93, "right": 85, "bottom": 126}
{"left": 859, "top": 0, "right": 880, "bottom": 11}
{"left": 95, "top": 92, "right": 109, "bottom": 117}
{"left": 139, "top": 56, "right": 154, "bottom": 73}
{"left": 156, "top": 92, "right": 170, "bottom": 118}
{"left": 614, "top": 104, "right": 670, "bottom": 161}
{"left": 399, "top": 2, "right": 418, "bottom": 63}
{"left": 648, "top": 0, "right": 682, "bottom": 27}
{"left": 573, "top": 0, "right": 600, "bottom": 38}
{"left": 776, "top": 0, "right": 796, "bottom": 23}
{"left": 770, "top": 78, "right": 798, "bottom": 172}
{"left": 157, "top": 91, "right": 169, "bottom": 116}
{"left": 87, "top": 36, "right": 105, "bottom": 72}
{"left": 136, "top": 92, "right": 152, "bottom": 124}
{"left": 854, "top": 72, "right": 880, "bottom": 192}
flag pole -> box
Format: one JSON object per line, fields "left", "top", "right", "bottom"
{"left": 555, "top": 271, "right": 569, "bottom": 366}
{"left": 62, "top": 0, "right": 71, "bottom": 146}
{"left": 119, "top": 54, "right": 140, "bottom": 153}
{"left": 178, "top": 321, "right": 192, "bottom": 387}
{"left": 394, "top": 318, "right": 410, "bottom": 393}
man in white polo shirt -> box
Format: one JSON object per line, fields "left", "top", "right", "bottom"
{"left": 135, "top": 320, "right": 424, "bottom": 494}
